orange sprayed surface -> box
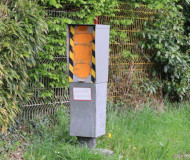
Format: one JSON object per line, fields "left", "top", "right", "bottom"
{"left": 74, "top": 64, "right": 91, "bottom": 79}
{"left": 73, "top": 26, "right": 93, "bottom": 79}
{"left": 73, "top": 45, "right": 92, "bottom": 63}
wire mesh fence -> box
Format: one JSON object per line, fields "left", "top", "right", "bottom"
{"left": 99, "top": 3, "right": 157, "bottom": 101}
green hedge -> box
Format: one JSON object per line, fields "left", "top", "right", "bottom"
{"left": 36, "top": 0, "right": 190, "bottom": 101}
{"left": 0, "top": 0, "right": 47, "bottom": 133}
{"left": 137, "top": 0, "right": 190, "bottom": 100}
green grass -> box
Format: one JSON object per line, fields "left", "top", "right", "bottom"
{"left": 23, "top": 103, "right": 190, "bottom": 160}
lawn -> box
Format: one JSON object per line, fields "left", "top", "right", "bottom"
{"left": 1, "top": 102, "right": 190, "bottom": 160}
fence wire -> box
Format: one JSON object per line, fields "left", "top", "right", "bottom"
{"left": 98, "top": 3, "right": 157, "bottom": 100}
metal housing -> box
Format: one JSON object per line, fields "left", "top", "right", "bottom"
{"left": 67, "top": 24, "right": 110, "bottom": 138}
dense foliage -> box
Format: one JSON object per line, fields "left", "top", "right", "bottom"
{"left": 179, "top": 0, "right": 190, "bottom": 36}
{"left": 0, "top": 0, "right": 47, "bottom": 132}
{"left": 137, "top": 0, "right": 190, "bottom": 100}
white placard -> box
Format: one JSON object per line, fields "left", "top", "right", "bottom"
{"left": 73, "top": 87, "right": 92, "bottom": 101}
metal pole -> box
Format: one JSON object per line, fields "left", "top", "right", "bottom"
{"left": 77, "top": 137, "right": 96, "bottom": 148}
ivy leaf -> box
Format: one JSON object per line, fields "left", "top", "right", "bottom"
{"left": 126, "top": 19, "right": 133, "bottom": 25}
{"left": 164, "top": 66, "right": 168, "bottom": 73}
{"left": 134, "top": 3, "right": 140, "bottom": 8}
{"left": 49, "top": 0, "right": 62, "bottom": 8}
{"left": 155, "top": 3, "right": 164, "bottom": 10}
{"left": 49, "top": 0, "right": 57, "bottom": 5}
{"left": 157, "top": 51, "right": 161, "bottom": 56}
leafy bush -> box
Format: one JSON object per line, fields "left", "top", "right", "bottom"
{"left": 0, "top": 0, "right": 48, "bottom": 132}
{"left": 138, "top": 0, "right": 190, "bottom": 100}
{"left": 178, "top": 0, "right": 190, "bottom": 36}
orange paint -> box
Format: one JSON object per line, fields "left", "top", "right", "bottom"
{"left": 73, "top": 45, "right": 92, "bottom": 64}
{"left": 73, "top": 26, "right": 92, "bottom": 79}
{"left": 74, "top": 64, "right": 91, "bottom": 79}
